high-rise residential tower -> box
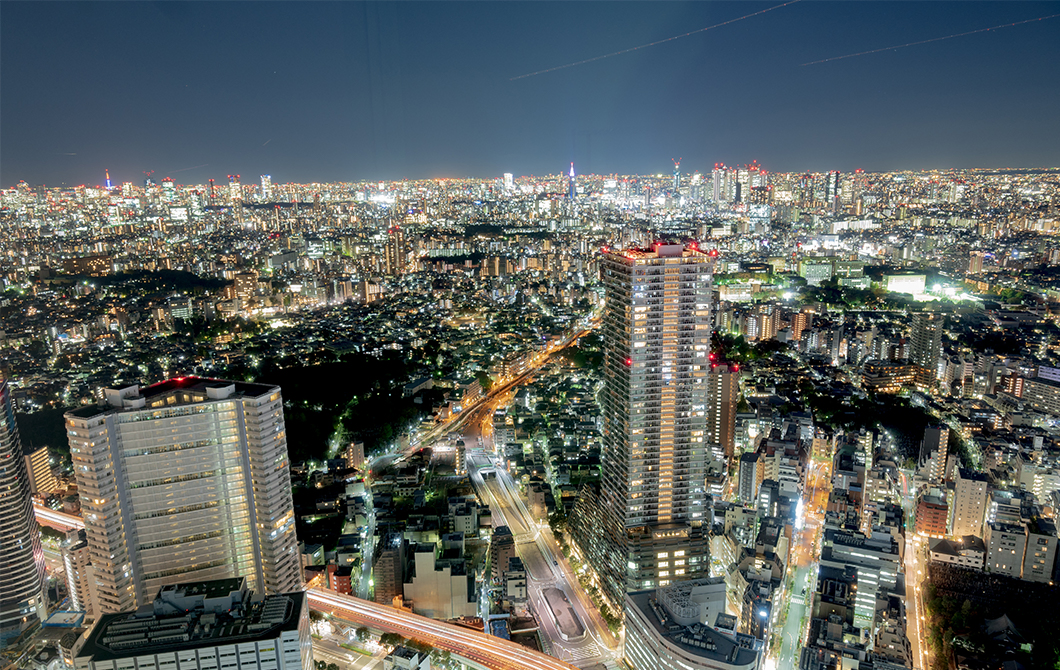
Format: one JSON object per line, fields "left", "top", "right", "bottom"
{"left": 385, "top": 226, "right": 406, "bottom": 276}
{"left": 589, "top": 243, "right": 713, "bottom": 608}
{"left": 910, "top": 312, "right": 944, "bottom": 385}
{"left": 950, "top": 467, "right": 988, "bottom": 539}
{"left": 66, "top": 378, "right": 301, "bottom": 614}
{"left": 707, "top": 363, "right": 740, "bottom": 461}
{"left": 0, "top": 379, "right": 46, "bottom": 648}
{"left": 919, "top": 424, "right": 950, "bottom": 483}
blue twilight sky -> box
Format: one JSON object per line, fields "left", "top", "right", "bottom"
{"left": 1, "top": 1, "right": 1058, "bottom": 187}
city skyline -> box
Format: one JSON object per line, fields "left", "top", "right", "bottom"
{"left": 3, "top": 1, "right": 1059, "bottom": 187}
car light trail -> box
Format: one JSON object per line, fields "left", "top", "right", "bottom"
{"left": 34, "top": 503, "right": 84, "bottom": 531}
{"left": 306, "top": 589, "right": 579, "bottom": 670}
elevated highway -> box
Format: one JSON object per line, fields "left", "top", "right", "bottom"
{"left": 306, "top": 589, "right": 579, "bottom": 670}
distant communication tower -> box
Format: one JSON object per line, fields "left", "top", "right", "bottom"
{"left": 105, "top": 169, "right": 113, "bottom": 190}
{"left": 568, "top": 162, "right": 576, "bottom": 202}
{"left": 672, "top": 158, "right": 681, "bottom": 191}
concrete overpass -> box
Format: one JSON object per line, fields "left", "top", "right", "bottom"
{"left": 34, "top": 502, "right": 84, "bottom": 532}
{"left": 306, "top": 589, "right": 580, "bottom": 670}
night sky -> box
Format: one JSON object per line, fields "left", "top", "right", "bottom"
{"left": 2, "top": 1, "right": 1058, "bottom": 187}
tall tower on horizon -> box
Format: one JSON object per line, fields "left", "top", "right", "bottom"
{"left": 587, "top": 243, "right": 714, "bottom": 608}
{"left": 568, "top": 162, "right": 576, "bottom": 202}
{"left": 0, "top": 379, "right": 46, "bottom": 648}
{"left": 66, "top": 377, "right": 301, "bottom": 614}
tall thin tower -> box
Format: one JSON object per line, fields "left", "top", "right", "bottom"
{"left": 0, "top": 379, "right": 46, "bottom": 648}
{"left": 568, "top": 163, "right": 576, "bottom": 202}
{"left": 590, "top": 243, "right": 714, "bottom": 608}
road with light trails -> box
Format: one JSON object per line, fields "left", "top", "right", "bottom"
{"left": 772, "top": 455, "right": 830, "bottom": 670}
{"left": 468, "top": 453, "right": 615, "bottom": 668}
{"left": 34, "top": 502, "right": 84, "bottom": 532}
{"left": 900, "top": 469, "right": 928, "bottom": 670}
{"left": 367, "top": 323, "right": 597, "bottom": 478}
{"left": 307, "top": 589, "right": 580, "bottom": 670}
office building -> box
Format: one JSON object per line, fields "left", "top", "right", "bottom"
{"left": 950, "top": 467, "right": 988, "bottom": 539}
{"left": 707, "top": 363, "right": 740, "bottom": 461}
{"left": 401, "top": 543, "right": 477, "bottom": 620}
{"left": 985, "top": 522, "right": 1027, "bottom": 578}
{"left": 73, "top": 578, "right": 312, "bottom": 670}
{"left": 66, "top": 378, "right": 301, "bottom": 614}
{"left": 819, "top": 529, "right": 901, "bottom": 629}
{"left": 227, "top": 175, "right": 242, "bottom": 202}
{"left": 1023, "top": 518, "right": 1057, "bottom": 583}
{"left": 590, "top": 243, "right": 714, "bottom": 607}
{"left": 0, "top": 379, "right": 47, "bottom": 648}
{"left": 624, "top": 578, "right": 763, "bottom": 670}
{"left": 383, "top": 646, "right": 430, "bottom": 670}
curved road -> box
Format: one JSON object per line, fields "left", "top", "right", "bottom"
{"left": 308, "top": 589, "right": 580, "bottom": 670}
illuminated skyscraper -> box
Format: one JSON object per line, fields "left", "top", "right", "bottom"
{"left": 161, "top": 177, "right": 176, "bottom": 204}
{"left": 502, "top": 172, "right": 514, "bottom": 193}
{"left": 228, "top": 175, "right": 242, "bottom": 202}
{"left": 0, "top": 379, "right": 46, "bottom": 648}
{"left": 261, "top": 175, "right": 272, "bottom": 200}
{"left": 707, "top": 363, "right": 740, "bottom": 461}
{"left": 589, "top": 243, "right": 713, "bottom": 608}
{"left": 66, "top": 378, "right": 301, "bottom": 614}
{"left": 910, "top": 312, "right": 944, "bottom": 385}
{"left": 826, "top": 170, "right": 841, "bottom": 214}
{"left": 385, "top": 226, "right": 406, "bottom": 276}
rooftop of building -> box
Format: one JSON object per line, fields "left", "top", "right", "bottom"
{"left": 605, "top": 243, "right": 713, "bottom": 262}
{"left": 929, "top": 535, "right": 987, "bottom": 556}
{"left": 627, "top": 588, "right": 761, "bottom": 667}
{"left": 158, "top": 578, "right": 245, "bottom": 601}
{"left": 77, "top": 579, "right": 303, "bottom": 662}
{"left": 67, "top": 376, "right": 279, "bottom": 419}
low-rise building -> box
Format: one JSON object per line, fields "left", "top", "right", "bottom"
{"left": 73, "top": 578, "right": 312, "bottom": 670}
{"left": 985, "top": 522, "right": 1027, "bottom": 577}
{"left": 928, "top": 535, "right": 986, "bottom": 570}
{"left": 625, "top": 579, "right": 763, "bottom": 670}
{"left": 382, "top": 646, "right": 430, "bottom": 670}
